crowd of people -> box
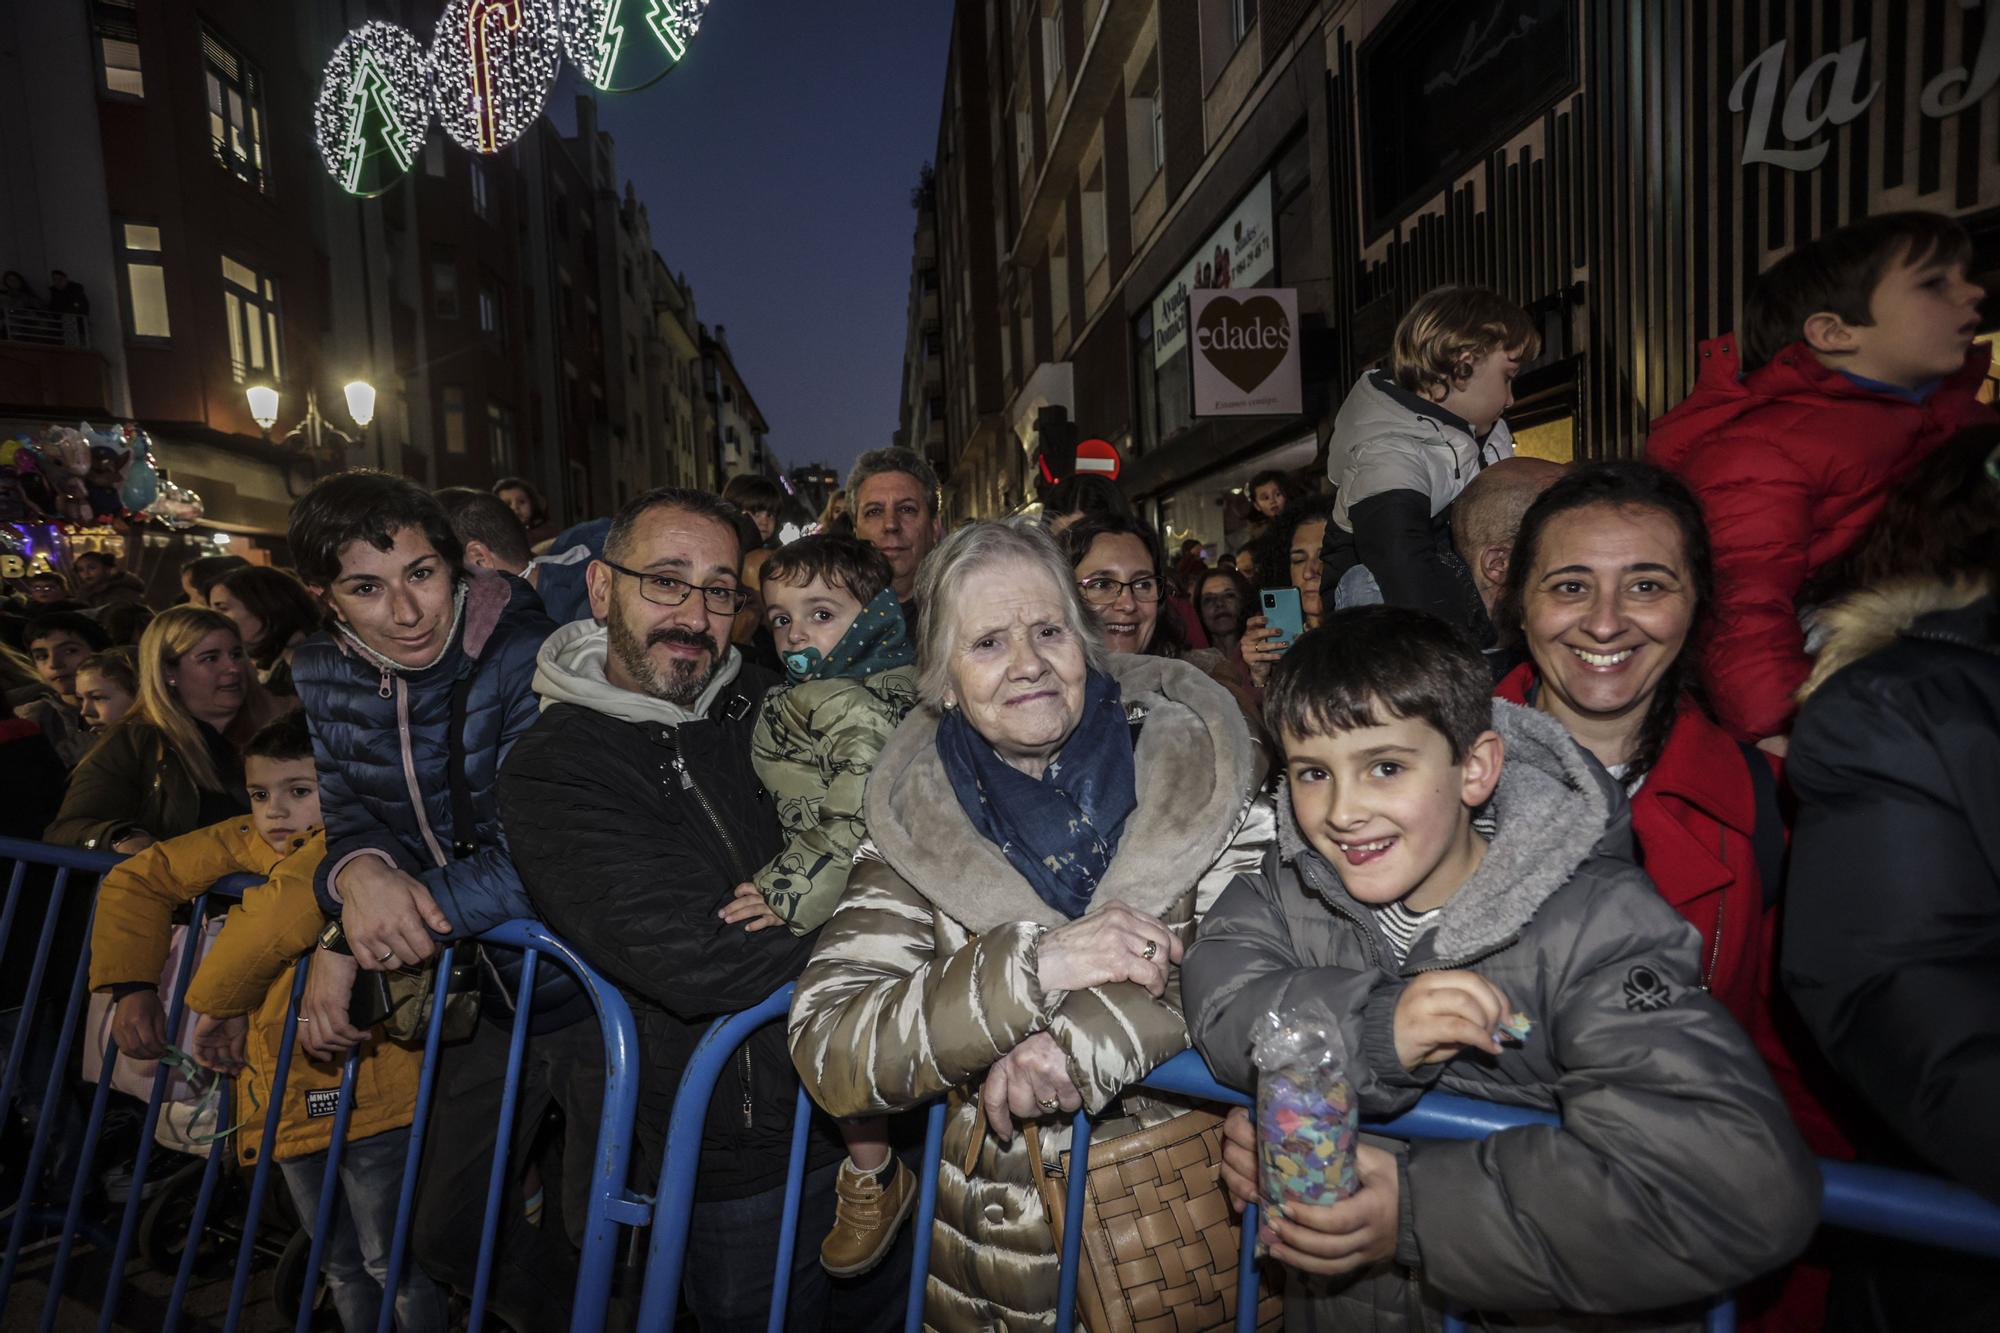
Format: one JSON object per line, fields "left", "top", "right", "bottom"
{"left": 1, "top": 206, "right": 1995, "bottom": 1332}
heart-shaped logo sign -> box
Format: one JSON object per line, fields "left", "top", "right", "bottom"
{"left": 1195, "top": 295, "right": 1292, "bottom": 394}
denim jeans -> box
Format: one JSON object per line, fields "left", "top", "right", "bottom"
{"left": 683, "top": 1157, "right": 912, "bottom": 1333}
{"left": 279, "top": 1126, "right": 449, "bottom": 1333}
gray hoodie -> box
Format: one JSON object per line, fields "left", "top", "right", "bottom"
{"left": 1184, "top": 702, "right": 1819, "bottom": 1332}
{"left": 530, "top": 618, "right": 743, "bottom": 726}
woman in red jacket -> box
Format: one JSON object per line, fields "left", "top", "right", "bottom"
{"left": 1493, "top": 460, "right": 1851, "bottom": 1328}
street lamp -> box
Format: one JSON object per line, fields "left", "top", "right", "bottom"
{"left": 343, "top": 380, "right": 377, "bottom": 428}
{"left": 245, "top": 379, "right": 374, "bottom": 459}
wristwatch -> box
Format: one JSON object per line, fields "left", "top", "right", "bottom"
{"left": 317, "top": 919, "right": 353, "bottom": 955}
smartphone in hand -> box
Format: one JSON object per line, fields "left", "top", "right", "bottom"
{"left": 1261, "top": 587, "right": 1304, "bottom": 649}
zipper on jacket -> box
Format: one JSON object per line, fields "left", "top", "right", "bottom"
{"left": 738, "top": 1046, "right": 755, "bottom": 1129}
{"left": 668, "top": 737, "right": 753, "bottom": 883}
{"left": 377, "top": 664, "right": 392, "bottom": 700}
{"left": 1295, "top": 854, "right": 1386, "bottom": 970}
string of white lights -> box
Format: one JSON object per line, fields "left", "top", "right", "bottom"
{"left": 313, "top": 21, "right": 432, "bottom": 198}
{"left": 431, "top": 0, "right": 563, "bottom": 156}
{"left": 314, "top": 1, "right": 718, "bottom": 190}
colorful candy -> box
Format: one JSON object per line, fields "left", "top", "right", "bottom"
{"left": 1494, "top": 1011, "right": 1533, "bottom": 1044}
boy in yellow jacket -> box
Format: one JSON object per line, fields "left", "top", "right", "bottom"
{"left": 90, "top": 713, "right": 446, "bottom": 1333}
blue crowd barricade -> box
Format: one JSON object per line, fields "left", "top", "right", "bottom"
{"left": 0, "top": 836, "right": 642, "bottom": 1333}
{"left": 645, "top": 982, "right": 2000, "bottom": 1333}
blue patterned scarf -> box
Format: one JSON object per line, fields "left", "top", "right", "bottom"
{"left": 936, "top": 669, "right": 1137, "bottom": 918}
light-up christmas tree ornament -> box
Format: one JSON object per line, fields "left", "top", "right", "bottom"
{"left": 432, "top": 0, "right": 562, "bottom": 155}
{"left": 560, "top": 0, "right": 712, "bottom": 92}
{"left": 313, "top": 22, "right": 431, "bottom": 197}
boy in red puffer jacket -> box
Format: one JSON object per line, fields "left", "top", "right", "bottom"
{"left": 1646, "top": 210, "right": 1992, "bottom": 745}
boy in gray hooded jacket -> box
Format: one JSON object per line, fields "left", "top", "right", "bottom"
{"left": 1184, "top": 607, "right": 1818, "bottom": 1331}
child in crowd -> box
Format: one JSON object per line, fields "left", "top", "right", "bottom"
{"left": 1645, "top": 210, "right": 1992, "bottom": 744}
{"left": 1321, "top": 286, "right": 1539, "bottom": 640}
{"left": 1184, "top": 607, "right": 1818, "bottom": 1328}
{"left": 92, "top": 713, "right": 445, "bottom": 1333}
{"left": 74, "top": 647, "right": 139, "bottom": 732}
{"left": 720, "top": 533, "right": 919, "bottom": 1277}
{"left": 23, "top": 610, "right": 108, "bottom": 766}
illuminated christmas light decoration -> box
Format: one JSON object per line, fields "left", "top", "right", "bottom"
{"left": 432, "top": 0, "right": 561, "bottom": 155}
{"left": 560, "top": 0, "right": 712, "bottom": 93}
{"left": 312, "top": 22, "right": 431, "bottom": 198}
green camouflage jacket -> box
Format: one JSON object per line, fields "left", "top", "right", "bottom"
{"left": 750, "top": 664, "right": 919, "bottom": 933}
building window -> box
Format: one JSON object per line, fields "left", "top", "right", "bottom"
{"left": 1048, "top": 230, "right": 1069, "bottom": 341}
{"left": 487, "top": 401, "right": 516, "bottom": 470}
{"left": 471, "top": 159, "right": 491, "bottom": 218}
{"left": 220, "top": 255, "right": 280, "bottom": 384}
{"left": 203, "top": 28, "right": 266, "bottom": 191}
{"left": 432, "top": 254, "right": 459, "bottom": 319}
{"left": 425, "top": 134, "right": 446, "bottom": 178}
{"left": 92, "top": 0, "right": 143, "bottom": 98}
{"left": 479, "top": 282, "right": 503, "bottom": 336}
{"left": 1014, "top": 102, "right": 1035, "bottom": 183}
{"left": 443, "top": 387, "right": 467, "bottom": 454}
{"left": 1229, "top": 0, "right": 1255, "bottom": 46}
{"left": 1081, "top": 163, "right": 1107, "bottom": 275}
{"left": 1042, "top": 5, "right": 1065, "bottom": 96}
{"left": 117, "top": 221, "right": 169, "bottom": 339}
{"left": 1126, "top": 55, "right": 1163, "bottom": 193}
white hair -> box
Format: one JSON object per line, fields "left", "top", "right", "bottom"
{"left": 914, "top": 517, "right": 1108, "bottom": 710}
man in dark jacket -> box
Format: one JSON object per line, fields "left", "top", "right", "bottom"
{"left": 500, "top": 486, "right": 904, "bottom": 1331}
{"left": 285, "top": 471, "right": 587, "bottom": 1328}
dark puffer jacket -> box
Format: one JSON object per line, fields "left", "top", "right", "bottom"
{"left": 1785, "top": 578, "right": 2000, "bottom": 1203}
{"left": 292, "top": 570, "right": 584, "bottom": 1031}
{"left": 498, "top": 622, "right": 837, "bottom": 1201}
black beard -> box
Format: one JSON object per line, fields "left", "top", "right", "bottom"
{"left": 607, "top": 606, "right": 718, "bottom": 707}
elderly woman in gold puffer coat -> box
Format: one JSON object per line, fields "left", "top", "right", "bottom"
{"left": 789, "top": 520, "right": 1274, "bottom": 1332}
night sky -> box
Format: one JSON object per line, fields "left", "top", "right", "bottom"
{"left": 579, "top": 1, "right": 956, "bottom": 485}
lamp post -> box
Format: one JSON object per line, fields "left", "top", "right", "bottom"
{"left": 246, "top": 379, "right": 375, "bottom": 461}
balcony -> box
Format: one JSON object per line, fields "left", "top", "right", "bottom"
{"left": 0, "top": 311, "right": 109, "bottom": 414}
{"left": 1, "top": 309, "right": 91, "bottom": 349}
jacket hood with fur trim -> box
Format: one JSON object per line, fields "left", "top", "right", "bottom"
{"left": 1799, "top": 575, "right": 1994, "bottom": 704}
{"left": 1276, "top": 699, "right": 1631, "bottom": 962}
{"left": 864, "top": 653, "right": 1268, "bottom": 933}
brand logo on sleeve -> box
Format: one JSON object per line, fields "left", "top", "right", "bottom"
{"left": 1622, "top": 964, "right": 1675, "bottom": 1013}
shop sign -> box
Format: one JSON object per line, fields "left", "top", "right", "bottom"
{"left": 1150, "top": 175, "right": 1276, "bottom": 368}
{"left": 1189, "top": 287, "right": 1301, "bottom": 418}
{"left": 1731, "top": 1, "right": 1999, "bottom": 172}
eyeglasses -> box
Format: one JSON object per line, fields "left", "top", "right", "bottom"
{"left": 1077, "top": 575, "right": 1165, "bottom": 606}
{"left": 602, "top": 560, "right": 752, "bottom": 613}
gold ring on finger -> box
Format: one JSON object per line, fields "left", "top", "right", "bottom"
{"left": 1141, "top": 939, "right": 1158, "bottom": 962}
{"left": 1039, "top": 1098, "right": 1061, "bottom": 1113}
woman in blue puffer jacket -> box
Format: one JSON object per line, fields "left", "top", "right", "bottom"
{"left": 284, "top": 470, "right": 593, "bottom": 1328}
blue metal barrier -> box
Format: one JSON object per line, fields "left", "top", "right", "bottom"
{"left": 644, "top": 982, "right": 2000, "bottom": 1333}
{"left": 0, "top": 836, "right": 642, "bottom": 1333}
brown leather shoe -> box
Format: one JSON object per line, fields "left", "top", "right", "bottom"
{"left": 820, "top": 1157, "right": 916, "bottom": 1277}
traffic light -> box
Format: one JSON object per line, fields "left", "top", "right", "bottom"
{"left": 1033, "top": 405, "right": 1077, "bottom": 496}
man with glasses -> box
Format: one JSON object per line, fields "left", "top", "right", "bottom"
{"left": 501, "top": 487, "right": 907, "bottom": 1330}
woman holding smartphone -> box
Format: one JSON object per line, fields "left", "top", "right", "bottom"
{"left": 1242, "top": 497, "right": 1333, "bottom": 688}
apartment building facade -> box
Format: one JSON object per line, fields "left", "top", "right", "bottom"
{"left": 918, "top": 0, "right": 2000, "bottom": 552}
{"left": 2, "top": 7, "right": 768, "bottom": 579}
{"left": 891, "top": 168, "right": 948, "bottom": 483}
